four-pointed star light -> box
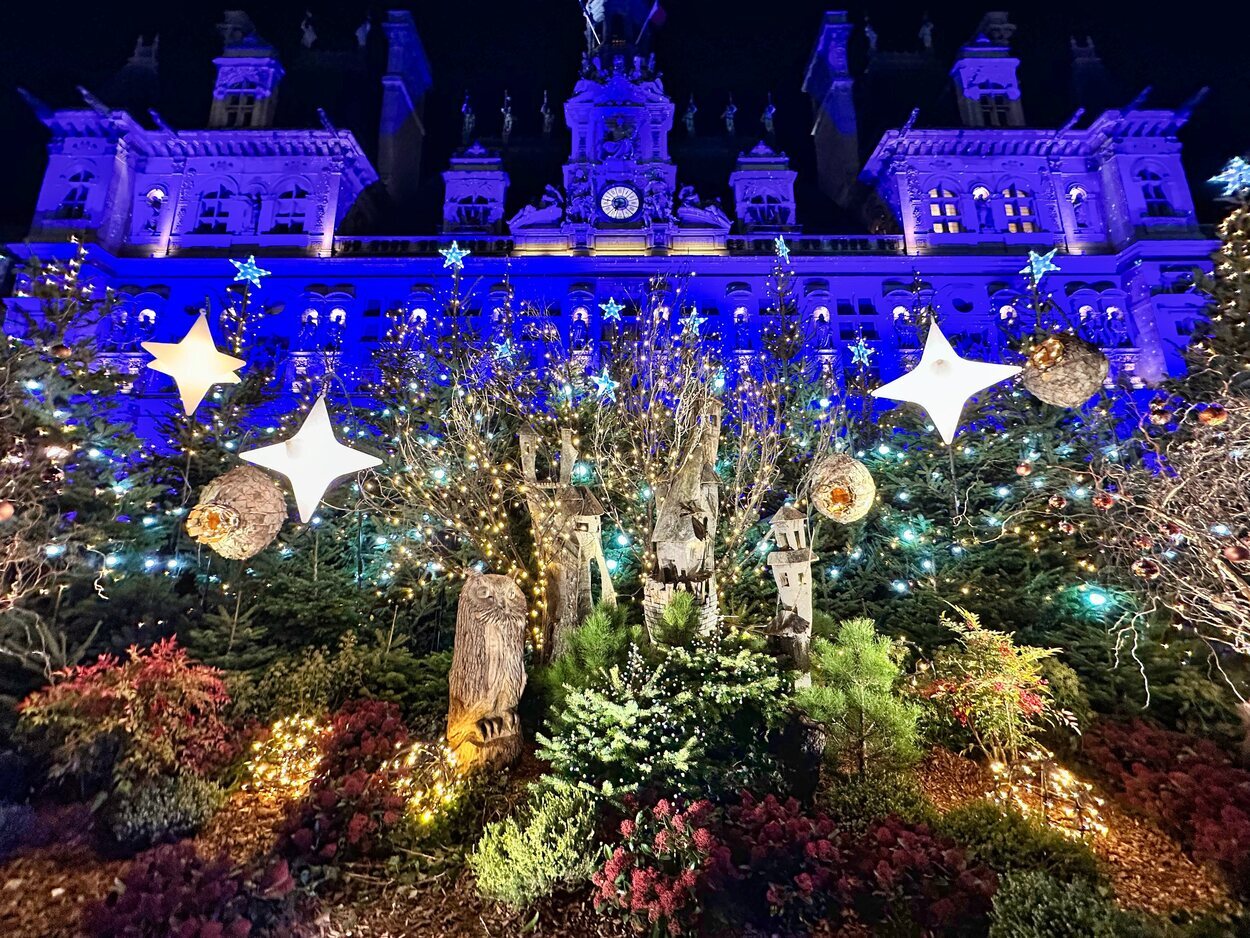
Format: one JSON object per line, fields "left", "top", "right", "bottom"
{"left": 240, "top": 396, "right": 382, "bottom": 523}
{"left": 141, "top": 313, "right": 245, "bottom": 414}
{"left": 870, "top": 320, "right": 1021, "bottom": 444}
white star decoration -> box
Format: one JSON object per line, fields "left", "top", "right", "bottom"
{"left": 1211, "top": 157, "right": 1250, "bottom": 198}
{"left": 240, "top": 396, "right": 382, "bottom": 523}
{"left": 591, "top": 368, "right": 619, "bottom": 402}
{"left": 870, "top": 320, "right": 1021, "bottom": 444}
{"left": 141, "top": 313, "right": 245, "bottom": 415}
{"left": 230, "top": 255, "right": 271, "bottom": 288}
{"left": 439, "top": 241, "right": 470, "bottom": 270}
{"left": 774, "top": 235, "right": 791, "bottom": 264}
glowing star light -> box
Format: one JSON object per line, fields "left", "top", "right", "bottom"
{"left": 1020, "top": 249, "right": 1060, "bottom": 283}
{"left": 1210, "top": 157, "right": 1250, "bottom": 198}
{"left": 599, "top": 297, "right": 625, "bottom": 321}
{"left": 240, "top": 396, "right": 382, "bottom": 523}
{"left": 230, "top": 255, "right": 271, "bottom": 288}
{"left": 492, "top": 338, "right": 515, "bottom": 363}
{"left": 774, "top": 235, "right": 791, "bottom": 264}
{"left": 141, "top": 313, "right": 245, "bottom": 414}
{"left": 439, "top": 241, "right": 470, "bottom": 270}
{"left": 849, "top": 336, "right": 875, "bottom": 367}
{"left": 591, "top": 368, "right": 620, "bottom": 402}
{"left": 870, "top": 320, "right": 1021, "bottom": 444}
{"left": 680, "top": 311, "right": 707, "bottom": 336}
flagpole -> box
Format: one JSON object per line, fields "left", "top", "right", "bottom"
{"left": 634, "top": 3, "right": 657, "bottom": 46}
{"left": 577, "top": 0, "right": 601, "bottom": 45}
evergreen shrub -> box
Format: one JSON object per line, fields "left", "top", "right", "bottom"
{"left": 819, "top": 771, "right": 935, "bottom": 832}
{"left": 470, "top": 789, "right": 600, "bottom": 907}
{"left": 936, "top": 799, "right": 1101, "bottom": 883}
{"left": 988, "top": 871, "right": 1157, "bottom": 938}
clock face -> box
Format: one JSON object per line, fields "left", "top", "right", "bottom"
{"left": 600, "top": 185, "right": 641, "bottom": 220}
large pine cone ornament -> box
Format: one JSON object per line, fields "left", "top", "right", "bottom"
{"left": 186, "top": 466, "right": 287, "bottom": 560}
{"left": 1021, "top": 335, "right": 1109, "bottom": 408}
{"left": 810, "top": 454, "right": 875, "bottom": 523}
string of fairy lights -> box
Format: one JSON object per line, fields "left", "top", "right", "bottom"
{"left": 11, "top": 176, "right": 1250, "bottom": 679}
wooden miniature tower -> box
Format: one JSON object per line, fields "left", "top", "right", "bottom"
{"left": 766, "top": 504, "right": 817, "bottom": 686}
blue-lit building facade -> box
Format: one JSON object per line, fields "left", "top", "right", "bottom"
{"left": 6, "top": 9, "right": 1216, "bottom": 416}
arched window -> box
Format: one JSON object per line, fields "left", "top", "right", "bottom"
{"left": 1001, "top": 183, "right": 1037, "bottom": 233}
{"left": 926, "top": 185, "right": 961, "bottom": 233}
{"left": 56, "top": 171, "right": 94, "bottom": 220}
{"left": 194, "top": 185, "right": 234, "bottom": 234}
{"left": 1137, "top": 169, "right": 1173, "bottom": 217}
{"left": 270, "top": 184, "right": 309, "bottom": 234}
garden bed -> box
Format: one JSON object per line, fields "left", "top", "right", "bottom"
{"left": 916, "top": 747, "right": 1233, "bottom": 918}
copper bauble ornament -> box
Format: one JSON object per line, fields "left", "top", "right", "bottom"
{"left": 1015, "top": 462, "right": 1033, "bottom": 477}
{"left": 1092, "top": 492, "right": 1116, "bottom": 511}
{"left": 50, "top": 344, "right": 72, "bottom": 360}
{"left": 1132, "top": 534, "right": 1153, "bottom": 551}
{"left": 1058, "top": 521, "right": 1076, "bottom": 535}
{"left": 1132, "top": 558, "right": 1161, "bottom": 580}
{"left": 809, "top": 454, "right": 875, "bottom": 524}
{"left": 1198, "top": 404, "right": 1229, "bottom": 427}
{"left": 1149, "top": 406, "right": 1172, "bottom": 426}
{"left": 1048, "top": 494, "right": 1068, "bottom": 510}
{"left": 186, "top": 466, "right": 287, "bottom": 560}
{"left": 1021, "top": 335, "right": 1109, "bottom": 408}
{"left": 1223, "top": 544, "right": 1250, "bottom": 564}
{"left": 0, "top": 500, "right": 13, "bottom": 522}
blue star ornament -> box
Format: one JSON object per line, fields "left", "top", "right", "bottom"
{"left": 599, "top": 297, "right": 625, "bottom": 321}
{"left": 774, "top": 235, "right": 791, "bottom": 264}
{"left": 1210, "top": 157, "right": 1250, "bottom": 198}
{"left": 680, "top": 311, "right": 707, "bottom": 336}
{"left": 492, "top": 338, "right": 515, "bottom": 363}
{"left": 1020, "top": 249, "right": 1060, "bottom": 283}
{"left": 849, "top": 336, "right": 875, "bottom": 367}
{"left": 439, "top": 241, "right": 470, "bottom": 270}
{"left": 591, "top": 368, "right": 620, "bottom": 402}
{"left": 230, "top": 255, "right": 271, "bottom": 288}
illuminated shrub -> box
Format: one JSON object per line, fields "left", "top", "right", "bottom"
{"left": 245, "top": 715, "right": 332, "bottom": 800}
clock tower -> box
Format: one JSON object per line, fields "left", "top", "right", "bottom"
{"left": 507, "top": 22, "right": 730, "bottom": 254}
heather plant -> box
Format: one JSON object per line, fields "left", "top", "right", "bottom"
{"left": 919, "top": 606, "right": 1066, "bottom": 763}
{"left": 470, "top": 789, "right": 600, "bottom": 907}
{"left": 16, "top": 637, "right": 233, "bottom": 795}
{"left": 795, "top": 618, "right": 921, "bottom": 776}
{"left": 591, "top": 797, "right": 732, "bottom": 936}
{"left": 106, "top": 774, "right": 228, "bottom": 853}
{"left": 81, "top": 842, "right": 299, "bottom": 938}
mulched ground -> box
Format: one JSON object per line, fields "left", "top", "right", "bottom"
{"left": 916, "top": 747, "right": 1234, "bottom": 919}
{"left": 1, "top": 748, "right": 1237, "bottom": 936}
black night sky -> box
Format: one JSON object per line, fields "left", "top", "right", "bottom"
{"left": 0, "top": 1, "right": 1246, "bottom": 239}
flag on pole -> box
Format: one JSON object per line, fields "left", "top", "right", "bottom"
{"left": 635, "top": 1, "right": 666, "bottom": 44}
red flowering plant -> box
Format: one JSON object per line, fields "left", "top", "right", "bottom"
{"left": 591, "top": 797, "right": 732, "bottom": 936}
{"left": 1085, "top": 720, "right": 1250, "bottom": 896}
{"left": 917, "top": 607, "right": 1072, "bottom": 765}
{"left": 17, "top": 637, "right": 234, "bottom": 794}
{"left": 279, "top": 699, "right": 412, "bottom": 868}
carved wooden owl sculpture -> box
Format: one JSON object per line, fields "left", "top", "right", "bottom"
{"left": 447, "top": 573, "right": 528, "bottom": 769}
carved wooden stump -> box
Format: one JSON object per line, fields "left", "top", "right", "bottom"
{"left": 447, "top": 573, "right": 528, "bottom": 770}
